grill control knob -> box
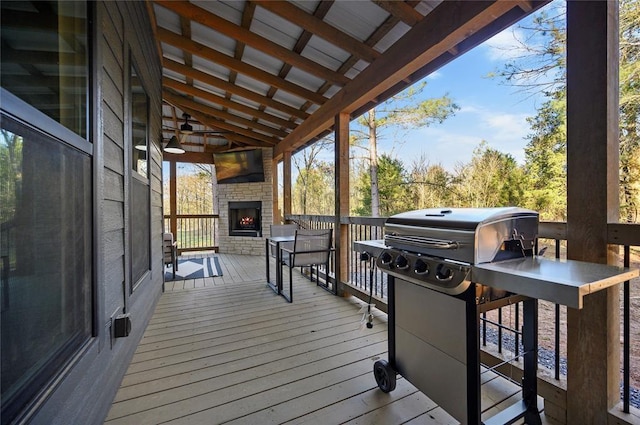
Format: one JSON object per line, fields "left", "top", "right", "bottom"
{"left": 394, "top": 255, "right": 409, "bottom": 270}
{"left": 414, "top": 259, "right": 428, "bottom": 275}
{"left": 436, "top": 264, "right": 453, "bottom": 282}
{"left": 380, "top": 252, "right": 393, "bottom": 265}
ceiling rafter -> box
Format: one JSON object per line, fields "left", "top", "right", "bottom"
{"left": 275, "top": 0, "right": 526, "bottom": 158}
{"left": 163, "top": 59, "right": 309, "bottom": 120}
{"left": 150, "top": 0, "right": 549, "bottom": 157}
{"left": 155, "top": 0, "right": 350, "bottom": 87}
{"left": 256, "top": 1, "right": 381, "bottom": 64}
{"left": 164, "top": 89, "right": 284, "bottom": 144}
{"left": 261, "top": 0, "right": 335, "bottom": 119}
{"left": 163, "top": 77, "right": 298, "bottom": 130}
{"left": 372, "top": 1, "right": 424, "bottom": 27}
{"left": 157, "top": 27, "right": 329, "bottom": 106}
{"left": 233, "top": 2, "right": 275, "bottom": 136}
{"left": 297, "top": 0, "right": 420, "bottom": 117}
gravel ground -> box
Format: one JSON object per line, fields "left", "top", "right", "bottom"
{"left": 482, "top": 326, "right": 640, "bottom": 409}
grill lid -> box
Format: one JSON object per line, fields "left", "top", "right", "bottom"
{"left": 385, "top": 207, "right": 537, "bottom": 230}
{"left": 384, "top": 207, "right": 539, "bottom": 264}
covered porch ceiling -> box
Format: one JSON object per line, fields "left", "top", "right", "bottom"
{"left": 151, "top": 0, "right": 550, "bottom": 161}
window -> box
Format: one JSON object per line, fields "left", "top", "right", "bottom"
{"left": 0, "top": 114, "right": 93, "bottom": 423}
{"left": 131, "top": 64, "right": 148, "bottom": 179}
{"left": 0, "top": 1, "right": 89, "bottom": 139}
{"left": 130, "top": 61, "right": 150, "bottom": 288}
{"left": 0, "top": 2, "right": 92, "bottom": 421}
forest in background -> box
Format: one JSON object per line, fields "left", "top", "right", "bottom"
{"left": 160, "top": 0, "right": 639, "bottom": 224}
{"left": 290, "top": 0, "right": 639, "bottom": 223}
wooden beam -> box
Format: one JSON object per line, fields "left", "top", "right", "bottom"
{"left": 335, "top": 112, "right": 350, "bottom": 290}
{"left": 163, "top": 59, "right": 309, "bottom": 121}
{"left": 163, "top": 77, "right": 297, "bottom": 130}
{"left": 257, "top": 1, "right": 381, "bottom": 64}
{"left": 565, "top": 1, "right": 620, "bottom": 422}
{"left": 173, "top": 106, "right": 274, "bottom": 149}
{"left": 157, "top": 27, "right": 329, "bottom": 106}
{"left": 155, "top": 0, "right": 350, "bottom": 87}
{"left": 261, "top": 1, "right": 334, "bottom": 121}
{"left": 169, "top": 159, "right": 178, "bottom": 237}
{"left": 283, "top": 151, "right": 292, "bottom": 220}
{"left": 163, "top": 90, "right": 285, "bottom": 143}
{"left": 272, "top": 156, "right": 281, "bottom": 224}
{"left": 163, "top": 151, "right": 215, "bottom": 164}
{"left": 372, "top": 1, "right": 424, "bottom": 26}
{"left": 275, "top": 1, "right": 522, "bottom": 157}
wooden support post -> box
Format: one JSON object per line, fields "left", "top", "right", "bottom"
{"left": 566, "top": 1, "right": 620, "bottom": 422}
{"left": 283, "top": 151, "right": 292, "bottom": 222}
{"left": 335, "top": 112, "right": 350, "bottom": 293}
{"left": 169, "top": 159, "right": 177, "bottom": 238}
{"left": 272, "top": 155, "right": 280, "bottom": 225}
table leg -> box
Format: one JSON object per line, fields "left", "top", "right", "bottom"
{"left": 276, "top": 241, "right": 282, "bottom": 295}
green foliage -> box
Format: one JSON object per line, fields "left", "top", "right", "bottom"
{"left": 163, "top": 164, "right": 215, "bottom": 215}
{"left": 292, "top": 160, "right": 335, "bottom": 215}
{"left": 295, "top": 0, "right": 639, "bottom": 222}
{"left": 521, "top": 95, "right": 567, "bottom": 220}
{"left": 448, "top": 142, "right": 526, "bottom": 208}
{"left": 405, "top": 156, "right": 453, "bottom": 209}
{"left": 619, "top": 0, "right": 640, "bottom": 222}
{"left": 0, "top": 130, "right": 23, "bottom": 224}
{"left": 353, "top": 154, "right": 407, "bottom": 216}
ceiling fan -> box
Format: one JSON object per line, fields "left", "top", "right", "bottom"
{"left": 163, "top": 113, "right": 231, "bottom": 138}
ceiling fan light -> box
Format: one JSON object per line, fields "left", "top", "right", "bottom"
{"left": 163, "top": 136, "right": 185, "bottom": 154}
{"left": 180, "top": 122, "right": 193, "bottom": 134}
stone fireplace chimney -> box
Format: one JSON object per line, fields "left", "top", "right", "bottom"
{"left": 217, "top": 148, "right": 273, "bottom": 255}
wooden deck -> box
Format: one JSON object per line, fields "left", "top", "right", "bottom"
{"left": 105, "top": 253, "right": 546, "bottom": 425}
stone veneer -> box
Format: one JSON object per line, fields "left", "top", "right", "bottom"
{"left": 217, "top": 148, "right": 273, "bottom": 255}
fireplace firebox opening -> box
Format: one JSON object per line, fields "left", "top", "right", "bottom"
{"left": 228, "top": 201, "right": 262, "bottom": 237}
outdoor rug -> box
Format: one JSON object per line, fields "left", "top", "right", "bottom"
{"left": 165, "top": 257, "right": 223, "bottom": 281}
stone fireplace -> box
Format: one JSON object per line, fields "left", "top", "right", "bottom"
{"left": 217, "top": 148, "right": 273, "bottom": 255}
{"left": 228, "top": 201, "right": 261, "bottom": 237}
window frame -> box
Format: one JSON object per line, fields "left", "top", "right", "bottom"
{"left": 127, "top": 56, "right": 151, "bottom": 293}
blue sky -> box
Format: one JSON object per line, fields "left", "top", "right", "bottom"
{"left": 371, "top": 23, "right": 550, "bottom": 172}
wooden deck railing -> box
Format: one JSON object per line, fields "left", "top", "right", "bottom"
{"left": 164, "top": 214, "right": 219, "bottom": 253}
{"left": 287, "top": 214, "right": 640, "bottom": 415}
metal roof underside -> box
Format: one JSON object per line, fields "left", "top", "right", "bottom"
{"left": 153, "top": 0, "right": 551, "bottom": 160}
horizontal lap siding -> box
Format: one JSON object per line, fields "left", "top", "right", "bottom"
{"left": 30, "top": 2, "right": 164, "bottom": 424}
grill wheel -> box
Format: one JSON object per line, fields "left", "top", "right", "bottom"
{"left": 373, "top": 359, "right": 396, "bottom": 393}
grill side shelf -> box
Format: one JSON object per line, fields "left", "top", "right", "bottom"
{"left": 471, "top": 257, "right": 638, "bottom": 309}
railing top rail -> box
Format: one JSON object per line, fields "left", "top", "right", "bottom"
{"left": 163, "top": 214, "right": 220, "bottom": 219}
{"left": 287, "top": 215, "right": 640, "bottom": 247}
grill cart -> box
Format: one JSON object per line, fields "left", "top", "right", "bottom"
{"left": 355, "top": 207, "right": 638, "bottom": 425}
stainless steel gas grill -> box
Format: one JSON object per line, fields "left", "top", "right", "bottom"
{"left": 353, "top": 207, "right": 638, "bottom": 425}
{"left": 373, "top": 207, "right": 542, "bottom": 425}
{"left": 379, "top": 207, "right": 538, "bottom": 296}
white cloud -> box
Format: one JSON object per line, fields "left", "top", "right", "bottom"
{"left": 398, "top": 105, "right": 531, "bottom": 171}
{"left": 426, "top": 71, "right": 443, "bottom": 80}
{"left": 484, "top": 28, "right": 528, "bottom": 62}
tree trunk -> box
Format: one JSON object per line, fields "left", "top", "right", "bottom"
{"left": 369, "top": 109, "right": 380, "bottom": 217}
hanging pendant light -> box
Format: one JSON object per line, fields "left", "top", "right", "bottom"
{"left": 134, "top": 138, "right": 147, "bottom": 151}
{"left": 163, "top": 136, "right": 185, "bottom": 154}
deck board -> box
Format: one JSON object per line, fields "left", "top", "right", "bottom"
{"left": 106, "top": 253, "right": 547, "bottom": 425}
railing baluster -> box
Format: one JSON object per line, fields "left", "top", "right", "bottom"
{"left": 555, "top": 238, "right": 561, "bottom": 380}
{"left": 623, "top": 244, "right": 630, "bottom": 413}
{"left": 284, "top": 215, "right": 639, "bottom": 412}
{"left": 498, "top": 307, "right": 503, "bottom": 354}
{"left": 163, "top": 214, "right": 219, "bottom": 252}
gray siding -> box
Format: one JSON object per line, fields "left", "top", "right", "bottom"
{"left": 28, "top": 2, "right": 164, "bottom": 424}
